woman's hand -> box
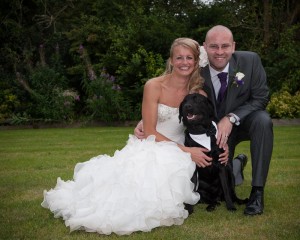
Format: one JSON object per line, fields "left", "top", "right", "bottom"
{"left": 181, "top": 143, "right": 228, "bottom": 167}
{"left": 134, "top": 120, "right": 145, "bottom": 139}
{"left": 184, "top": 146, "right": 212, "bottom": 168}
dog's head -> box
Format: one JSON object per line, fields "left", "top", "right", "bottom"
{"left": 179, "top": 93, "right": 215, "bottom": 134}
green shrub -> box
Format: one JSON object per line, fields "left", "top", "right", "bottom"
{"left": 83, "top": 69, "right": 133, "bottom": 122}
{"left": 0, "top": 89, "right": 20, "bottom": 122}
{"left": 79, "top": 45, "right": 137, "bottom": 122}
{"left": 27, "top": 66, "right": 79, "bottom": 121}
{"left": 267, "top": 90, "right": 300, "bottom": 119}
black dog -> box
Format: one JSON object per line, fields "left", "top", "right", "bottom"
{"left": 179, "top": 93, "right": 247, "bottom": 212}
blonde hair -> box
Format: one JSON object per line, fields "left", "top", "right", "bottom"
{"left": 162, "top": 37, "right": 204, "bottom": 93}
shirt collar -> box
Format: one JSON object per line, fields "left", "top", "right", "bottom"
{"left": 189, "top": 121, "right": 218, "bottom": 151}
{"left": 209, "top": 63, "right": 229, "bottom": 78}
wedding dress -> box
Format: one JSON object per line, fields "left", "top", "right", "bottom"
{"left": 41, "top": 104, "right": 200, "bottom": 235}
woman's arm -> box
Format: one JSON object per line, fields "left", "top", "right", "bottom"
{"left": 142, "top": 79, "right": 172, "bottom": 142}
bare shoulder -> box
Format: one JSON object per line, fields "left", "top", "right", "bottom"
{"left": 144, "top": 76, "right": 164, "bottom": 91}
{"left": 198, "top": 89, "right": 208, "bottom": 97}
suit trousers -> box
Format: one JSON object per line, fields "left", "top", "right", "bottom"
{"left": 227, "top": 110, "right": 273, "bottom": 187}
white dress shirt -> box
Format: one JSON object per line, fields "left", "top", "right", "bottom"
{"left": 208, "top": 63, "right": 229, "bottom": 100}
{"left": 208, "top": 63, "right": 240, "bottom": 124}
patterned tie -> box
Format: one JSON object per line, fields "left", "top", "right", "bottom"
{"left": 217, "top": 72, "right": 228, "bottom": 102}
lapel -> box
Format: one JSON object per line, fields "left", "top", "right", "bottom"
{"left": 202, "top": 66, "right": 218, "bottom": 117}
{"left": 225, "top": 55, "right": 240, "bottom": 113}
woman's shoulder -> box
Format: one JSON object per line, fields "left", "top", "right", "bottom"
{"left": 189, "top": 89, "right": 208, "bottom": 97}
{"left": 144, "top": 76, "right": 165, "bottom": 89}
{"left": 198, "top": 89, "right": 208, "bottom": 97}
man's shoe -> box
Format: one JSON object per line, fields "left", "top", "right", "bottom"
{"left": 233, "top": 154, "right": 248, "bottom": 185}
{"left": 244, "top": 187, "right": 264, "bottom": 216}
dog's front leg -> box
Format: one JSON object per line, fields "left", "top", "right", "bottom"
{"left": 218, "top": 167, "right": 236, "bottom": 211}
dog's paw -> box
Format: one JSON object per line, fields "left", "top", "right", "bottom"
{"left": 206, "top": 203, "right": 219, "bottom": 212}
{"left": 184, "top": 204, "right": 194, "bottom": 215}
{"left": 236, "top": 198, "right": 249, "bottom": 205}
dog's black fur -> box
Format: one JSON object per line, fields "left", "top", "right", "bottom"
{"left": 179, "top": 93, "right": 248, "bottom": 211}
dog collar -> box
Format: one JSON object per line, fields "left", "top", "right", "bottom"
{"left": 189, "top": 121, "right": 218, "bottom": 151}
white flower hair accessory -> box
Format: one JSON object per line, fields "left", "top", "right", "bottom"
{"left": 199, "top": 46, "right": 209, "bottom": 68}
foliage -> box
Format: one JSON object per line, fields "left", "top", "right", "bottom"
{"left": 0, "top": 0, "right": 300, "bottom": 122}
{"left": 264, "top": 24, "right": 300, "bottom": 94}
{"left": 79, "top": 46, "right": 136, "bottom": 122}
{"left": 0, "top": 89, "right": 20, "bottom": 122}
{"left": 267, "top": 90, "right": 300, "bottom": 119}
{"left": 116, "top": 46, "right": 165, "bottom": 112}
{"left": 25, "top": 66, "right": 79, "bottom": 121}
{"left": 83, "top": 69, "right": 134, "bottom": 122}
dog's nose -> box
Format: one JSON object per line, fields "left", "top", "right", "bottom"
{"left": 184, "top": 104, "right": 192, "bottom": 110}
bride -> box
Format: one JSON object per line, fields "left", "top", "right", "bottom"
{"left": 41, "top": 38, "right": 228, "bottom": 235}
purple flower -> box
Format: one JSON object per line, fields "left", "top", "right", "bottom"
{"left": 79, "top": 44, "right": 84, "bottom": 55}
{"left": 109, "top": 76, "right": 115, "bottom": 82}
{"left": 232, "top": 72, "right": 245, "bottom": 87}
{"left": 75, "top": 95, "right": 80, "bottom": 101}
{"left": 112, "top": 84, "right": 121, "bottom": 91}
{"left": 234, "top": 77, "right": 244, "bottom": 86}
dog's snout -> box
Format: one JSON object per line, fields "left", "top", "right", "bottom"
{"left": 184, "top": 103, "right": 193, "bottom": 110}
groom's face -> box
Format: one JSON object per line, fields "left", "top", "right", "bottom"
{"left": 203, "top": 30, "right": 235, "bottom": 72}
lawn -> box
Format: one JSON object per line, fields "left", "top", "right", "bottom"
{"left": 0, "top": 125, "right": 299, "bottom": 240}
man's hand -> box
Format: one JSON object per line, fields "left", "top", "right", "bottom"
{"left": 134, "top": 120, "right": 145, "bottom": 139}
{"left": 216, "top": 117, "right": 233, "bottom": 148}
{"left": 219, "top": 144, "right": 229, "bottom": 165}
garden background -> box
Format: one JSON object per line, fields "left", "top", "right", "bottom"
{"left": 0, "top": 0, "right": 299, "bottom": 125}
{"left": 0, "top": 1, "right": 300, "bottom": 239}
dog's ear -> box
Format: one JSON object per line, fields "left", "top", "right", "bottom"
{"left": 205, "top": 97, "right": 215, "bottom": 119}
{"left": 179, "top": 100, "right": 183, "bottom": 123}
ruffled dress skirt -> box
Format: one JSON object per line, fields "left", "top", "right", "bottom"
{"left": 41, "top": 135, "right": 200, "bottom": 235}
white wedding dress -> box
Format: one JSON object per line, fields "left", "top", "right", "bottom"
{"left": 41, "top": 104, "right": 200, "bottom": 235}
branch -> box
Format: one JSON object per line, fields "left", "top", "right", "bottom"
{"left": 16, "top": 72, "right": 35, "bottom": 95}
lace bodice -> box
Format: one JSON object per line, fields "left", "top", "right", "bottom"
{"left": 156, "top": 104, "right": 185, "bottom": 145}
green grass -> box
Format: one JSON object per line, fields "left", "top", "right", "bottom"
{"left": 0, "top": 126, "right": 299, "bottom": 240}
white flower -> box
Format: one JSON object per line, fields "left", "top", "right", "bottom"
{"left": 236, "top": 72, "right": 245, "bottom": 81}
{"left": 232, "top": 72, "right": 245, "bottom": 87}
{"left": 199, "top": 46, "right": 209, "bottom": 68}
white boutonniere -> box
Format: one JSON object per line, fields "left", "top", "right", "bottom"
{"left": 199, "top": 46, "right": 209, "bottom": 68}
{"left": 232, "top": 72, "right": 245, "bottom": 87}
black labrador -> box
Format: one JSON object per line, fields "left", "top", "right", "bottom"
{"left": 179, "top": 93, "right": 247, "bottom": 211}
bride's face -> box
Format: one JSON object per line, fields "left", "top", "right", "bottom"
{"left": 170, "top": 45, "right": 196, "bottom": 77}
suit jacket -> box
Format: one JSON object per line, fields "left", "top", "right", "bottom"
{"left": 202, "top": 51, "right": 270, "bottom": 121}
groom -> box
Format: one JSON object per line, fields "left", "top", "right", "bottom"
{"left": 201, "top": 25, "right": 273, "bottom": 215}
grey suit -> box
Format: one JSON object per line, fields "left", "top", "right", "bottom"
{"left": 202, "top": 51, "right": 273, "bottom": 187}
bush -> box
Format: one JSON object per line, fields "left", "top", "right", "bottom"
{"left": 0, "top": 89, "right": 20, "bottom": 122}
{"left": 27, "top": 66, "right": 79, "bottom": 121}
{"left": 267, "top": 90, "right": 300, "bottom": 119}
{"left": 79, "top": 45, "right": 138, "bottom": 122}
{"left": 83, "top": 69, "right": 134, "bottom": 122}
